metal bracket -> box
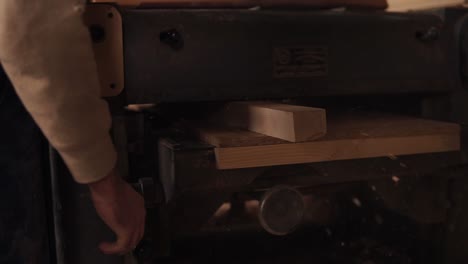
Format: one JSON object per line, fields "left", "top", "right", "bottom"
{"left": 84, "top": 4, "right": 124, "bottom": 97}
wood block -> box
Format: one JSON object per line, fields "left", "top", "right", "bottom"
{"left": 196, "top": 113, "right": 461, "bottom": 170}
{"left": 222, "top": 102, "right": 326, "bottom": 142}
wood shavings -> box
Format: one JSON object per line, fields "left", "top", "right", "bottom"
{"left": 352, "top": 197, "right": 362, "bottom": 207}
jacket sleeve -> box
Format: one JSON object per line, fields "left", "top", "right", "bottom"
{"left": 0, "top": 0, "right": 117, "bottom": 184}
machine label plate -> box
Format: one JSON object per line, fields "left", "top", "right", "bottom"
{"left": 273, "top": 47, "right": 328, "bottom": 78}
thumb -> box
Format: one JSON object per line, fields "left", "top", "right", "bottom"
{"left": 99, "top": 239, "right": 129, "bottom": 255}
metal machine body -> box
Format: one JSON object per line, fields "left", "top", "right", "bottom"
{"left": 121, "top": 9, "right": 453, "bottom": 103}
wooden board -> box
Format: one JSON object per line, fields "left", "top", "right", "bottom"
{"left": 196, "top": 114, "right": 460, "bottom": 169}
{"left": 222, "top": 102, "right": 326, "bottom": 142}
{"left": 387, "top": 0, "right": 463, "bottom": 11}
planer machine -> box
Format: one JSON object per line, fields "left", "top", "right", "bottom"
{"left": 47, "top": 1, "right": 468, "bottom": 263}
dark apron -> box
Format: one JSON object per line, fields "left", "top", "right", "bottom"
{"left": 0, "top": 66, "right": 50, "bottom": 264}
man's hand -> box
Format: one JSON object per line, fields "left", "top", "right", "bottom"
{"left": 88, "top": 169, "right": 146, "bottom": 255}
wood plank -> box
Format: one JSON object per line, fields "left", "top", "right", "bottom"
{"left": 196, "top": 114, "right": 460, "bottom": 169}
{"left": 387, "top": 0, "right": 463, "bottom": 11}
{"left": 222, "top": 102, "right": 326, "bottom": 142}
{"left": 195, "top": 126, "right": 286, "bottom": 148}
{"left": 215, "top": 134, "right": 459, "bottom": 169}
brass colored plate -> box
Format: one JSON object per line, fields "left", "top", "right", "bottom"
{"left": 84, "top": 5, "right": 124, "bottom": 97}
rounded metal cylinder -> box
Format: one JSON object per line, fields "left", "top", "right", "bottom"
{"left": 258, "top": 186, "right": 305, "bottom": 236}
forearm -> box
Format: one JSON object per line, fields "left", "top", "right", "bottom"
{"left": 0, "top": 0, "right": 116, "bottom": 183}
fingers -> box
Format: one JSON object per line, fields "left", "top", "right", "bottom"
{"left": 99, "top": 225, "right": 134, "bottom": 255}
{"left": 94, "top": 181, "right": 147, "bottom": 256}
{"left": 100, "top": 216, "right": 145, "bottom": 255}
{"left": 130, "top": 231, "right": 142, "bottom": 252}
{"left": 130, "top": 211, "right": 146, "bottom": 252}
{"left": 136, "top": 213, "right": 146, "bottom": 248}
{"left": 99, "top": 237, "right": 132, "bottom": 255}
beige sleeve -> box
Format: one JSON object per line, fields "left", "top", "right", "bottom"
{"left": 0, "top": 0, "right": 117, "bottom": 184}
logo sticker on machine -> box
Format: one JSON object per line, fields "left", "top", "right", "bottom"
{"left": 273, "top": 47, "right": 328, "bottom": 78}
